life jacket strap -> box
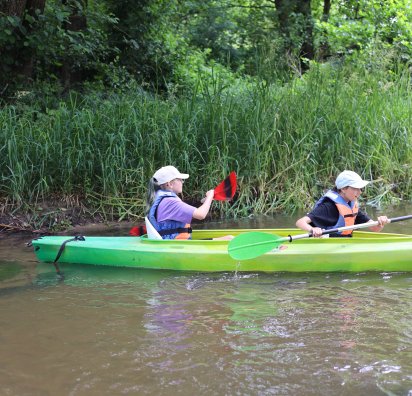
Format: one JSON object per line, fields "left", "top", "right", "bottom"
{"left": 158, "top": 227, "right": 193, "bottom": 236}
{"left": 343, "top": 212, "right": 358, "bottom": 218}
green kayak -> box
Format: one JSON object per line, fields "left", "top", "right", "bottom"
{"left": 31, "top": 229, "right": 412, "bottom": 272}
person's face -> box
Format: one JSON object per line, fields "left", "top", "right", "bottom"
{"left": 340, "top": 186, "right": 362, "bottom": 202}
{"left": 169, "top": 178, "right": 184, "bottom": 194}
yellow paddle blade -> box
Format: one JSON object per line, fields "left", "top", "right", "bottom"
{"left": 228, "top": 232, "right": 285, "bottom": 261}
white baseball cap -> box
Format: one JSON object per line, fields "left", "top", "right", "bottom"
{"left": 335, "top": 170, "right": 369, "bottom": 189}
{"left": 152, "top": 166, "right": 189, "bottom": 185}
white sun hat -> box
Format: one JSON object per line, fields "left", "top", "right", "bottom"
{"left": 335, "top": 170, "right": 369, "bottom": 189}
{"left": 152, "top": 166, "right": 189, "bottom": 185}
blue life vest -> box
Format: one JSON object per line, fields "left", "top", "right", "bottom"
{"left": 148, "top": 191, "right": 192, "bottom": 240}
{"left": 314, "top": 190, "right": 359, "bottom": 236}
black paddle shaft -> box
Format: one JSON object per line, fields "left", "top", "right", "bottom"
{"left": 388, "top": 214, "right": 412, "bottom": 223}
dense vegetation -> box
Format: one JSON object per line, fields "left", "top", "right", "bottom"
{"left": 1, "top": 0, "right": 412, "bottom": 230}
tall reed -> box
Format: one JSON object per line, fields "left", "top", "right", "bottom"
{"left": 1, "top": 56, "right": 411, "bottom": 225}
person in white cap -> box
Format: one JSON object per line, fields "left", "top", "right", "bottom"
{"left": 295, "top": 170, "right": 389, "bottom": 237}
{"left": 146, "top": 165, "right": 232, "bottom": 240}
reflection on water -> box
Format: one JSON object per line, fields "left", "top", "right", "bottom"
{"left": 0, "top": 262, "right": 22, "bottom": 281}
{"left": 1, "top": 209, "right": 412, "bottom": 395}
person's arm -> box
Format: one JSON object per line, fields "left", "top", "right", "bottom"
{"left": 295, "top": 216, "right": 323, "bottom": 237}
{"left": 356, "top": 210, "right": 389, "bottom": 232}
{"left": 193, "top": 189, "right": 214, "bottom": 220}
{"left": 295, "top": 201, "right": 338, "bottom": 238}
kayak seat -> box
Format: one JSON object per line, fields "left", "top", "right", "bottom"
{"left": 144, "top": 217, "right": 163, "bottom": 240}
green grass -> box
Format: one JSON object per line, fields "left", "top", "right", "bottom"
{"left": 1, "top": 57, "right": 411, "bottom": 226}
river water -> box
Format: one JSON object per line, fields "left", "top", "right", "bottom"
{"left": 1, "top": 209, "right": 412, "bottom": 395}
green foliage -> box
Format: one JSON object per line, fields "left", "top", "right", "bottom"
{"left": 103, "top": 0, "right": 181, "bottom": 90}
{"left": 184, "top": 0, "right": 248, "bottom": 69}
{"left": 2, "top": 0, "right": 412, "bottom": 229}
{"left": 2, "top": 0, "right": 412, "bottom": 97}
{"left": 0, "top": 14, "right": 28, "bottom": 89}
{"left": 0, "top": 0, "right": 119, "bottom": 98}
{"left": 37, "top": 3, "right": 118, "bottom": 74}
{"left": 317, "top": 0, "right": 412, "bottom": 61}
{"left": 1, "top": 56, "right": 411, "bottom": 224}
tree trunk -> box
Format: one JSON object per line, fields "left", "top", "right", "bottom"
{"left": 274, "top": 0, "right": 294, "bottom": 45}
{"left": 322, "top": 0, "right": 331, "bottom": 22}
{"left": 274, "top": 0, "right": 314, "bottom": 69}
{"left": 318, "top": 0, "right": 331, "bottom": 60}
{"left": 26, "top": 0, "right": 46, "bottom": 14}
{"left": 61, "top": 0, "right": 88, "bottom": 89}
{"left": 0, "top": 0, "right": 27, "bottom": 16}
{"left": 296, "top": 0, "right": 314, "bottom": 61}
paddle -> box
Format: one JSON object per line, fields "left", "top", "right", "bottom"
{"left": 228, "top": 214, "right": 412, "bottom": 261}
{"left": 129, "top": 224, "right": 147, "bottom": 237}
{"left": 130, "top": 172, "right": 237, "bottom": 236}
{"left": 214, "top": 171, "right": 237, "bottom": 201}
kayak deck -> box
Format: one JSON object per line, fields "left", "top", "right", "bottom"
{"left": 31, "top": 229, "right": 412, "bottom": 272}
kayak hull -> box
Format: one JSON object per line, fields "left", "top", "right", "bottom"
{"left": 31, "top": 229, "right": 412, "bottom": 272}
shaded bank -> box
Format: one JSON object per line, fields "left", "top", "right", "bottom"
{"left": 1, "top": 59, "right": 411, "bottom": 231}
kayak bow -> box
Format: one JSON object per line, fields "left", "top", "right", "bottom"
{"left": 228, "top": 214, "right": 412, "bottom": 261}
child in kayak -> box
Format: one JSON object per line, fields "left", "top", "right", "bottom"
{"left": 295, "top": 170, "right": 389, "bottom": 237}
{"left": 146, "top": 165, "right": 233, "bottom": 240}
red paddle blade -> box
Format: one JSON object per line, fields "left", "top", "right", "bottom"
{"left": 130, "top": 224, "right": 147, "bottom": 236}
{"left": 214, "top": 171, "right": 237, "bottom": 201}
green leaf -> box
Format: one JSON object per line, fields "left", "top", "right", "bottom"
{"left": 7, "top": 16, "right": 20, "bottom": 27}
